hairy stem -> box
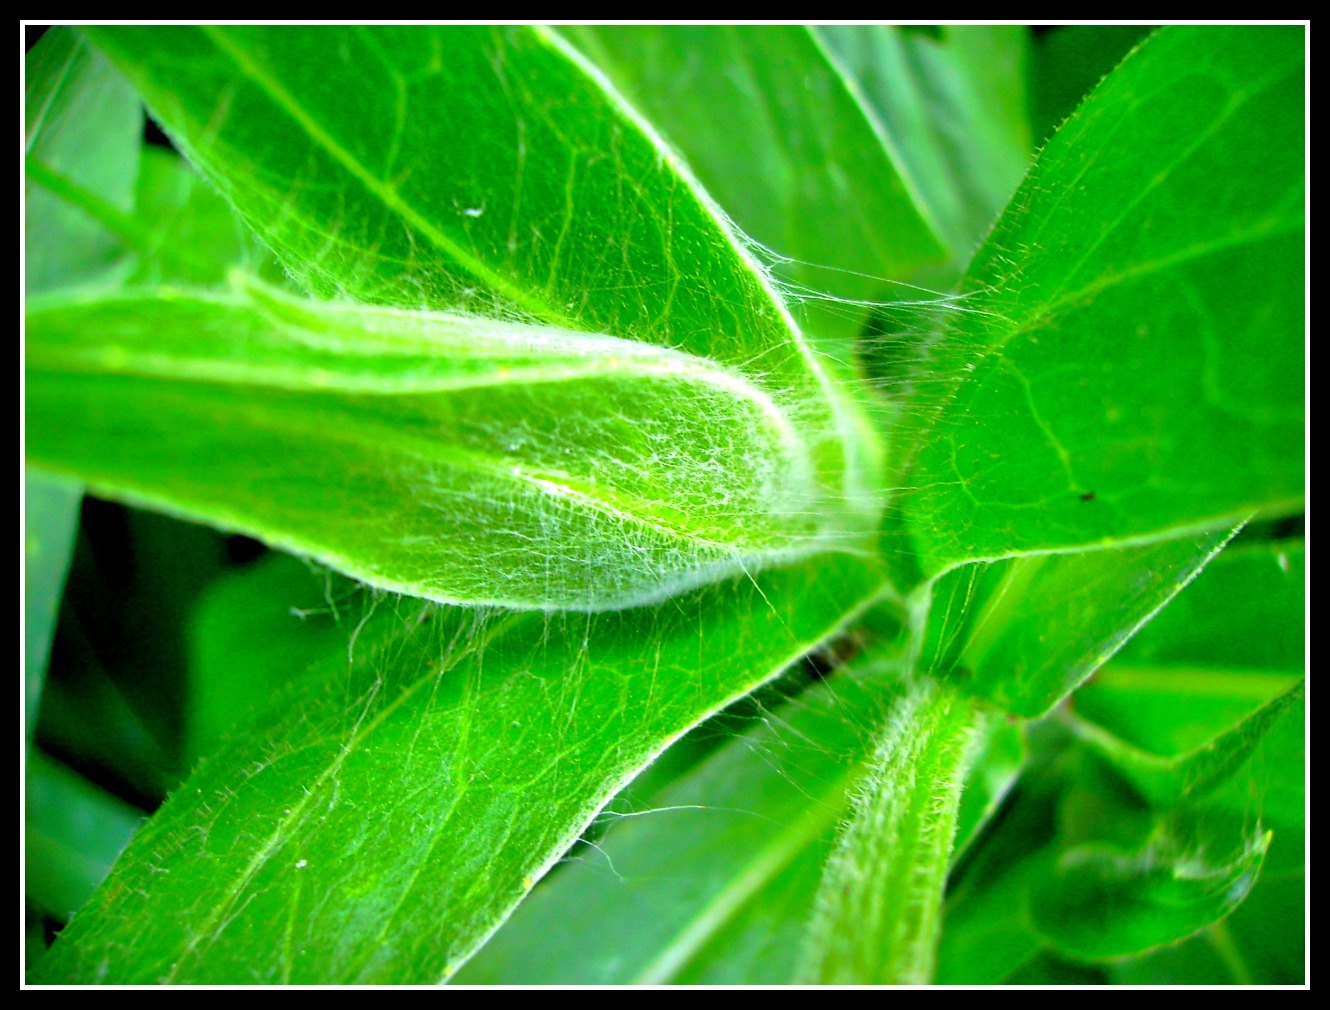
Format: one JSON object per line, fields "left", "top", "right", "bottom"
{"left": 800, "top": 676, "right": 981, "bottom": 984}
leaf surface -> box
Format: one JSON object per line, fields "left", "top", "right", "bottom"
{"left": 800, "top": 678, "right": 980, "bottom": 983}
{"left": 82, "top": 27, "right": 872, "bottom": 504}
{"left": 906, "top": 26, "right": 1305, "bottom": 573}
{"left": 562, "top": 26, "right": 948, "bottom": 307}
{"left": 29, "top": 280, "right": 863, "bottom": 610}
{"left": 817, "top": 25, "right": 1032, "bottom": 263}
{"left": 459, "top": 646, "right": 1020, "bottom": 984}
{"left": 921, "top": 525, "right": 1235, "bottom": 717}
{"left": 30, "top": 551, "right": 885, "bottom": 984}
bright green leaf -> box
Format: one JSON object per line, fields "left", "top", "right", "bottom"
{"left": 1070, "top": 537, "right": 1304, "bottom": 804}
{"left": 82, "top": 27, "right": 871, "bottom": 493}
{"left": 126, "top": 147, "right": 268, "bottom": 287}
{"left": 1030, "top": 812, "right": 1270, "bottom": 962}
{"left": 1031, "top": 25, "right": 1156, "bottom": 146}
{"left": 921, "top": 525, "right": 1235, "bottom": 717}
{"left": 907, "top": 26, "right": 1305, "bottom": 573}
{"left": 458, "top": 659, "right": 902, "bottom": 985}
{"left": 1070, "top": 677, "right": 1303, "bottom": 807}
{"left": 800, "top": 678, "right": 980, "bottom": 984}
{"left": 29, "top": 551, "right": 885, "bottom": 984}
{"left": 28, "top": 278, "right": 870, "bottom": 610}
{"left": 460, "top": 640, "right": 1020, "bottom": 985}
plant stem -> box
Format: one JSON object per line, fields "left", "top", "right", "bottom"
{"left": 800, "top": 676, "right": 981, "bottom": 984}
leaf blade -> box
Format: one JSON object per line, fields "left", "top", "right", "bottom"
{"left": 30, "top": 551, "right": 887, "bottom": 984}
{"left": 906, "top": 25, "right": 1305, "bottom": 573}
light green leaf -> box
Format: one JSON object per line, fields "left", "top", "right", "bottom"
{"left": 24, "top": 469, "right": 82, "bottom": 747}
{"left": 907, "top": 26, "right": 1305, "bottom": 573}
{"left": 562, "top": 27, "right": 947, "bottom": 308}
{"left": 800, "top": 678, "right": 980, "bottom": 984}
{"left": 24, "top": 26, "right": 143, "bottom": 294}
{"left": 817, "top": 25, "right": 1033, "bottom": 264}
{"left": 25, "top": 750, "right": 144, "bottom": 920}
{"left": 29, "top": 551, "right": 885, "bottom": 984}
{"left": 920, "top": 525, "right": 1235, "bottom": 717}
{"left": 458, "top": 660, "right": 903, "bottom": 985}
{"left": 1030, "top": 812, "right": 1270, "bottom": 962}
{"left": 29, "top": 279, "right": 868, "bottom": 610}
{"left": 126, "top": 147, "right": 270, "bottom": 287}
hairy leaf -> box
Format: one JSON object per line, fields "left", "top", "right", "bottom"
{"left": 29, "top": 551, "right": 885, "bottom": 984}
{"left": 28, "top": 279, "right": 868, "bottom": 610}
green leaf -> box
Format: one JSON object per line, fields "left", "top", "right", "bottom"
{"left": 25, "top": 750, "right": 144, "bottom": 921}
{"left": 907, "top": 26, "right": 1305, "bottom": 573}
{"left": 82, "top": 28, "right": 872, "bottom": 494}
{"left": 562, "top": 27, "right": 948, "bottom": 305}
{"left": 1070, "top": 538, "right": 1305, "bottom": 804}
{"left": 1031, "top": 26, "right": 1156, "bottom": 146}
{"left": 126, "top": 147, "right": 268, "bottom": 287}
{"left": 1030, "top": 812, "right": 1270, "bottom": 962}
{"left": 921, "top": 525, "right": 1235, "bottom": 717}
{"left": 24, "top": 469, "right": 82, "bottom": 747}
{"left": 1070, "top": 678, "right": 1303, "bottom": 808}
{"left": 28, "top": 279, "right": 867, "bottom": 610}
{"left": 459, "top": 637, "right": 1017, "bottom": 985}
{"left": 817, "top": 25, "right": 1033, "bottom": 263}
{"left": 186, "top": 554, "right": 353, "bottom": 766}
{"left": 800, "top": 678, "right": 980, "bottom": 984}
{"left": 24, "top": 26, "right": 143, "bottom": 294}
{"left": 29, "top": 551, "right": 886, "bottom": 984}
{"left": 458, "top": 659, "right": 903, "bottom": 985}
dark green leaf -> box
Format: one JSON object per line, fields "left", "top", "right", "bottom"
{"left": 25, "top": 750, "right": 144, "bottom": 920}
{"left": 24, "top": 469, "right": 81, "bottom": 746}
